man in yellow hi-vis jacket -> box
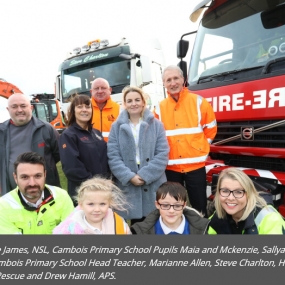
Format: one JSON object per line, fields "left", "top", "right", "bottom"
{"left": 0, "top": 152, "right": 74, "bottom": 234}
{"left": 159, "top": 65, "right": 217, "bottom": 217}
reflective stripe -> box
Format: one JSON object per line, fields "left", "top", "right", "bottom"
{"left": 204, "top": 119, "right": 217, "bottom": 129}
{"left": 168, "top": 155, "right": 208, "bottom": 165}
{"left": 102, "top": 132, "right": 109, "bottom": 137}
{"left": 1, "top": 192, "right": 22, "bottom": 209}
{"left": 165, "top": 127, "right": 203, "bottom": 137}
{"left": 255, "top": 207, "right": 277, "bottom": 227}
{"left": 207, "top": 138, "right": 213, "bottom": 144}
{"left": 197, "top": 95, "right": 202, "bottom": 127}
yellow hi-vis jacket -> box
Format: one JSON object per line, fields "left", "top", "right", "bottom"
{"left": 0, "top": 185, "right": 74, "bottom": 234}
{"left": 208, "top": 206, "right": 285, "bottom": 234}
{"left": 91, "top": 97, "right": 120, "bottom": 142}
{"left": 159, "top": 87, "right": 217, "bottom": 173}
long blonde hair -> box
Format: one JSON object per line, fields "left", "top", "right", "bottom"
{"left": 214, "top": 168, "right": 267, "bottom": 221}
{"left": 75, "top": 176, "right": 131, "bottom": 212}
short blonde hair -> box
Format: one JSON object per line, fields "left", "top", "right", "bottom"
{"left": 75, "top": 176, "right": 130, "bottom": 212}
{"left": 214, "top": 168, "right": 267, "bottom": 221}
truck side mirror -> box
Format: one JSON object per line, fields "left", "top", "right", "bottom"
{"left": 261, "top": 3, "right": 285, "bottom": 29}
{"left": 177, "top": 39, "right": 189, "bottom": 59}
{"left": 140, "top": 55, "right": 153, "bottom": 84}
{"left": 177, "top": 60, "right": 188, "bottom": 86}
{"left": 56, "top": 76, "right": 61, "bottom": 101}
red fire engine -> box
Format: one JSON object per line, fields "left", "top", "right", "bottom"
{"left": 178, "top": 0, "right": 285, "bottom": 216}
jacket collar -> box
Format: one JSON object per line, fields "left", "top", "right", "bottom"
{"left": 91, "top": 97, "right": 114, "bottom": 110}
{"left": 131, "top": 207, "right": 209, "bottom": 234}
{"left": 0, "top": 116, "right": 44, "bottom": 131}
{"left": 72, "top": 122, "right": 92, "bottom": 132}
{"left": 167, "top": 87, "right": 189, "bottom": 101}
{"left": 210, "top": 209, "right": 258, "bottom": 234}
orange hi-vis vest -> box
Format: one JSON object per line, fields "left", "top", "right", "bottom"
{"left": 159, "top": 87, "right": 217, "bottom": 173}
{"left": 113, "top": 212, "right": 128, "bottom": 234}
{"left": 91, "top": 98, "right": 120, "bottom": 142}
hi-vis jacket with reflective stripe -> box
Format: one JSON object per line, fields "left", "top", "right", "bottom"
{"left": 0, "top": 185, "right": 74, "bottom": 234}
{"left": 208, "top": 206, "right": 285, "bottom": 234}
{"left": 91, "top": 97, "right": 120, "bottom": 142}
{"left": 159, "top": 88, "right": 217, "bottom": 172}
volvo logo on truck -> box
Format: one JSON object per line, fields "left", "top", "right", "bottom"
{"left": 241, "top": 127, "right": 254, "bottom": 141}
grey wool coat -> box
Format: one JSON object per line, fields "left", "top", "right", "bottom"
{"left": 107, "top": 108, "right": 169, "bottom": 220}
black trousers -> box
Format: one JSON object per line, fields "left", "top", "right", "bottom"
{"left": 165, "top": 166, "right": 207, "bottom": 217}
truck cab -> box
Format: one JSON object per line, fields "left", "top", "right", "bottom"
{"left": 31, "top": 94, "right": 66, "bottom": 133}
{"left": 55, "top": 37, "right": 166, "bottom": 116}
{"left": 178, "top": 0, "right": 285, "bottom": 216}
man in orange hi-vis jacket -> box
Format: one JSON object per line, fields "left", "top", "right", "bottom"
{"left": 159, "top": 65, "right": 217, "bottom": 217}
{"left": 90, "top": 78, "right": 120, "bottom": 142}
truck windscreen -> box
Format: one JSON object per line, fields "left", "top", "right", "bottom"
{"left": 62, "top": 59, "right": 130, "bottom": 102}
{"left": 189, "top": 0, "right": 285, "bottom": 86}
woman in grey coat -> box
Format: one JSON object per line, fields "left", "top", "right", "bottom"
{"left": 107, "top": 86, "right": 169, "bottom": 224}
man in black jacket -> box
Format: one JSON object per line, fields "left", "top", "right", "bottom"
{"left": 0, "top": 93, "right": 61, "bottom": 195}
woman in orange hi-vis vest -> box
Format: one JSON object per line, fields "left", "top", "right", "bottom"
{"left": 159, "top": 65, "right": 217, "bottom": 217}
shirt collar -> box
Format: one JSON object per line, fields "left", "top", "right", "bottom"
{"left": 20, "top": 191, "right": 44, "bottom": 208}
{"left": 128, "top": 117, "right": 142, "bottom": 126}
{"left": 83, "top": 215, "right": 103, "bottom": 234}
{"left": 159, "top": 214, "right": 185, "bottom": 234}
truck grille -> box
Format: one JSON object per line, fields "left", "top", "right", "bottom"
{"left": 211, "top": 120, "right": 285, "bottom": 171}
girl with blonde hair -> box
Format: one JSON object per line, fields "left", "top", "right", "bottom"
{"left": 53, "top": 177, "right": 131, "bottom": 234}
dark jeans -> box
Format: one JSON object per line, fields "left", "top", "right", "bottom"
{"left": 165, "top": 166, "right": 207, "bottom": 217}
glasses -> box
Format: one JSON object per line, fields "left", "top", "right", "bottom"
{"left": 219, "top": 188, "right": 246, "bottom": 199}
{"left": 157, "top": 202, "right": 185, "bottom": 211}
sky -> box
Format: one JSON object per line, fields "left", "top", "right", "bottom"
{"left": 0, "top": 0, "right": 201, "bottom": 95}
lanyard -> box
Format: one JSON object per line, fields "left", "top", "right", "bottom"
{"left": 35, "top": 195, "right": 53, "bottom": 213}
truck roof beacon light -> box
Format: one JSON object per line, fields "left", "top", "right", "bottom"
{"left": 82, "top": 45, "right": 90, "bottom": 52}
{"left": 72, "top": 47, "right": 81, "bottom": 55}
{"left": 90, "top": 41, "right": 100, "bottom": 50}
{"left": 100, "top": 39, "right": 109, "bottom": 47}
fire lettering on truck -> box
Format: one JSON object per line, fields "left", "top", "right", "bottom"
{"left": 206, "top": 87, "right": 285, "bottom": 112}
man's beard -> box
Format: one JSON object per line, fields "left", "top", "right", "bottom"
{"left": 24, "top": 186, "right": 42, "bottom": 200}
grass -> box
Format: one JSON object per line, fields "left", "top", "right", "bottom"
{"left": 56, "top": 162, "right": 67, "bottom": 191}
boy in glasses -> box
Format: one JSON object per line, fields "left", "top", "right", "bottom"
{"left": 131, "top": 182, "right": 210, "bottom": 234}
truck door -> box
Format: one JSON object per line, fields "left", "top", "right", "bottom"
{"left": 32, "top": 103, "right": 48, "bottom": 122}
